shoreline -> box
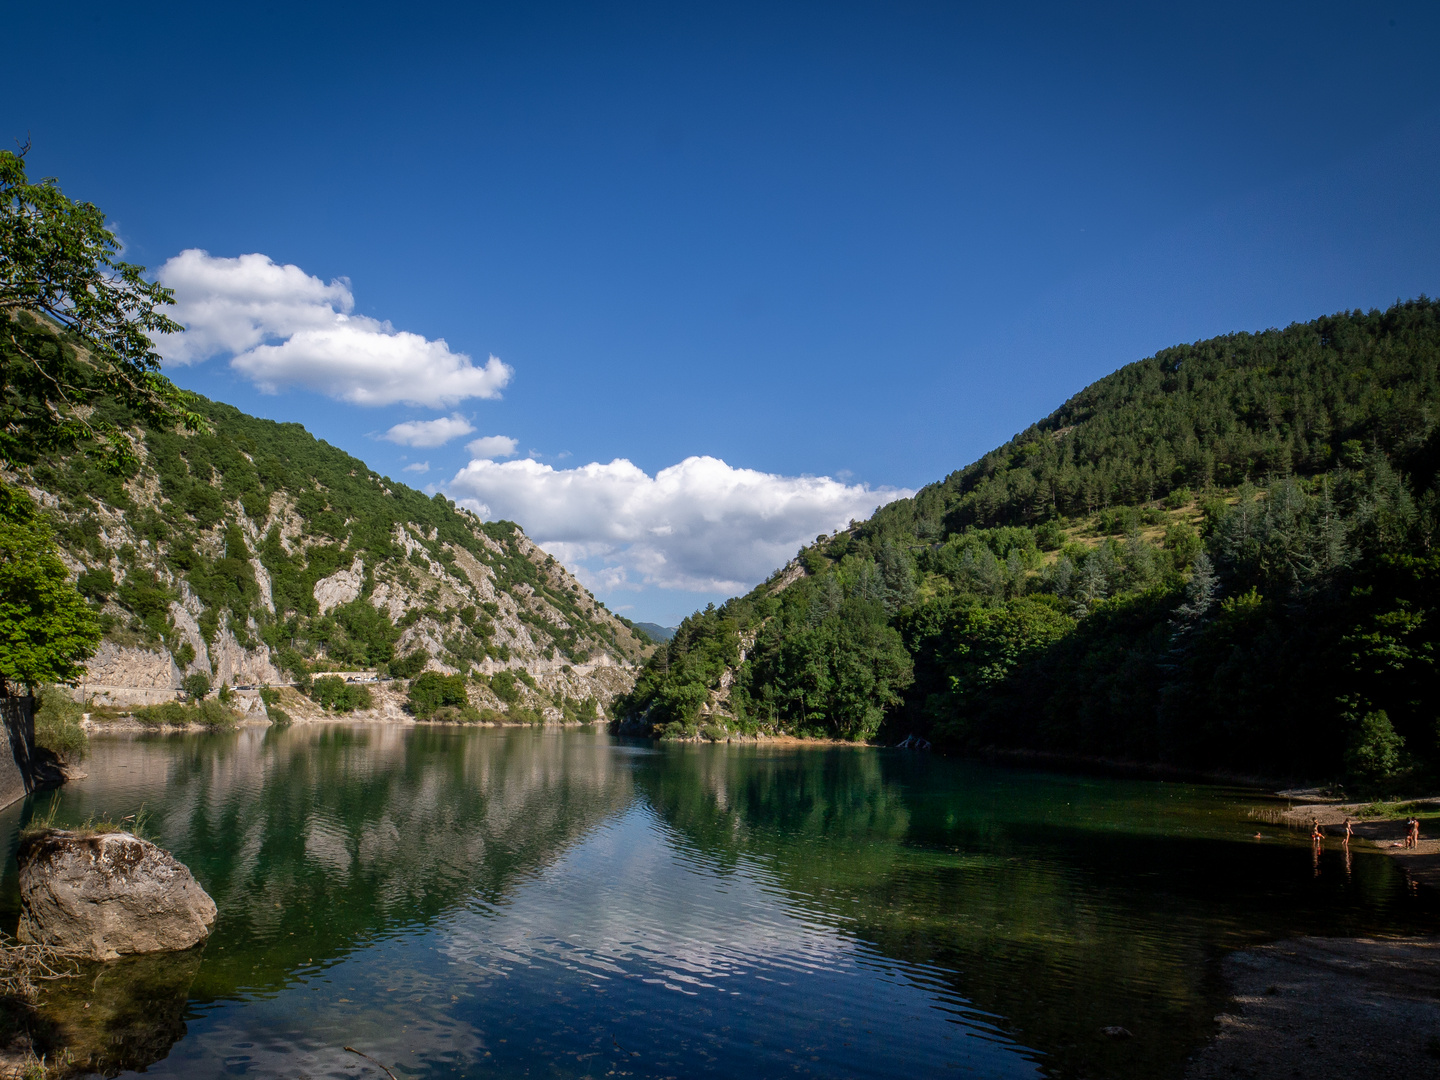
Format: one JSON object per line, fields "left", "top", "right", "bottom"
{"left": 1184, "top": 936, "right": 1440, "bottom": 1079}
{"left": 1277, "top": 801, "right": 1440, "bottom": 891}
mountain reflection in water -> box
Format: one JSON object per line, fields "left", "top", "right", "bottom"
{"left": 0, "top": 726, "right": 1431, "bottom": 1079}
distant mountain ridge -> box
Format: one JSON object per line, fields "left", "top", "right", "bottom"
{"left": 13, "top": 394, "right": 651, "bottom": 718}
{"left": 631, "top": 622, "right": 676, "bottom": 643}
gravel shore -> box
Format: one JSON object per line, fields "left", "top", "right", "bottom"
{"left": 1184, "top": 936, "right": 1440, "bottom": 1080}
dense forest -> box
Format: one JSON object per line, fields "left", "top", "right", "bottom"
{"left": 616, "top": 298, "right": 1440, "bottom": 789}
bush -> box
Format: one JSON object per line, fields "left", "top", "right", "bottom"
{"left": 183, "top": 673, "right": 211, "bottom": 700}
{"left": 258, "top": 686, "right": 280, "bottom": 707}
{"left": 388, "top": 649, "right": 429, "bottom": 680}
{"left": 1034, "top": 520, "right": 1065, "bottom": 552}
{"left": 430, "top": 703, "right": 490, "bottom": 723}
{"left": 309, "top": 675, "right": 374, "bottom": 712}
{"left": 33, "top": 684, "right": 87, "bottom": 762}
{"left": 266, "top": 707, "right": 292, "bottom": 727}
{"left": 196, "top": 699, "right": 238, "bottom": 729}
{"left": 488, "top": 670, "right": 522, "bottom": 705}
{"left": 558, "top": 695, "right": 599, "bottom": 724}
{"left": 1345, "top": 708, "right": 1405, "bottom": 789}
{"left": 134, "top": 702, "right": 191, "bottom": 727}
{"left": 133, "top": 699, "right": 238, "bottom": 729}
{"left": 407, "top": 671, "right": 470, "bottom": 718}
{"left": 506, "top": 705, "right": 545, "bottom": 725}
{"left": 75, "top": 566, "right": 115, "bottom": 601}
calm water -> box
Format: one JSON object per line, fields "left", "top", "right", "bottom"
{"left": 4, "top": 726, "right": 1435, "bottom": 1079}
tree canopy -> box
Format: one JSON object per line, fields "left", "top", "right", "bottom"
{"left": 0, "top": 147, "right": 201, "bottom": 470}
{"left": 0, "top": 484, "right": 100, "bottom": 695}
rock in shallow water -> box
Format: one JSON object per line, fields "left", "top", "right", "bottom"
{"left": 16, "top": 830, "right": 217, "bottom": 961}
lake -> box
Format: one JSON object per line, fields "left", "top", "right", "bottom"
{"left": 4, "top": 725, "right": 1434, "bottom": 1079}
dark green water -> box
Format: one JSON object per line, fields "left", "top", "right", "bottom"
{"left": 5, "top": 725, "right": 1435, "bottom": 1079}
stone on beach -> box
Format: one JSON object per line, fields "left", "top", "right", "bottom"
{"left": 16, "top": 830, "right": 217, "bottom": 961}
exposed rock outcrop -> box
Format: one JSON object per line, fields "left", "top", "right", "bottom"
{"left": 75, "top": 642, "right": 184, "bottom": 707}
{"left": 17, "top": 831, "right": 217, "bottom": 960}
{"left": 209, "top": 627, "right": 282, "bottom": 687}
{"left": 314, "top": 556, "right": 364, "bottom": 614}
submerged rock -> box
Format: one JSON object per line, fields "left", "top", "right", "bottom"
{"left": 16, "top": 831, "right": 217, "bottom": 961}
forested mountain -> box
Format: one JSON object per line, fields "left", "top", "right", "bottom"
{"left": 616, "top": 298, "right": 1440, "bottom": 788}
{"left": 11, "top": 392, "right": 649, "bottom": 716}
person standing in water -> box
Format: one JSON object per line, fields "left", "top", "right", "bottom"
{"left": 1344, "top": 818, "right": 1354, "bottom": 844}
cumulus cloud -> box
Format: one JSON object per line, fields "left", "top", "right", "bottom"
{"left": 445, "top": 455, "right": 910, "bottom": 593}
{"left": 382, "top": 414, "right": 476, "bottom": 447}
{"left": 402, "top": 461, "right": 430, "bottom": 474}
{"left": 465, "top": 434, "right": 520, "bottom": 460}
{"left": 154, "top": 250, "right": 513, "bottom": 407}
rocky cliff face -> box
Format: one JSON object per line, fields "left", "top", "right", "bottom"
{"left": 12, "top": 395, "right": 651, "bottom": 715}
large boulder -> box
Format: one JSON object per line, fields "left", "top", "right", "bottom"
{"left": 16, "top": 831, "right": 217, "bottom": 960}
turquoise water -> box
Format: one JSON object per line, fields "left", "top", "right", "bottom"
{"left": 5, "top": 725, "right": 1434, "bottom": 1079}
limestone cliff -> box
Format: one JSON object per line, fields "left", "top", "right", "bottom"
{"left": 14, "top": 395, "right": 651, "bottom": 717}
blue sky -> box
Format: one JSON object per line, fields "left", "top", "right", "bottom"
{"left": 8, "top": 2, "right": 1440, "bottom": 624}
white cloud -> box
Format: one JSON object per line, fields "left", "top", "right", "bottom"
{"left": 154, "top": 250, "right": 513, "bottom": 407}
{"left": 465, "top": 434, "right": 520, "bottom": 460}
{"left": 402, "top": 461, "right": 430, "bottom": 474}
{"left": 445, "top": 455, "right": 910, "bottom": 593}
{"left": 383, "top": 415, "right": 475, "bottom": 448}
{"left": 154, "top": 249, "right": 353, "bottom": 364}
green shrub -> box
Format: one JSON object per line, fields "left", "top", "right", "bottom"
{"left": 132, "top": 699, "right": 238, "bottom": 729}
{"left": 33, "top": 684, "right": 87, "bottom": 762}
{"left": 266, "top": 707, "right": 292, "bottom": 727}
{"left": 388, "top": 649, "right": 429, "bottom": 680}
{"left": 506, "top": 705, "right": 545, "bottom": 725}
{"left": 258, "top": 686, "right": 280, "bottom": 706}
{"left": 1345, "top": 708, "right": 1405, "bottom": 789}
{"left": 407, "top": 671, "right": 470, "bottom": 718}
{"left": 196, "top": 699, "right": 238, "bottom": 729}
{"left": 183, "top": 673, "right": 211, "bottom": 700}
{"left": 309, "top": 675, "right": 374, "bottom": 712}
{"left": 430, "top": 703, "right": 489, "bottom": 723}
{"left": 75, "top": 566, "right": 115, "bottom": 601}
{"left": 488, "top": 670, "right": 522, "bottom": 705}
{"left": 134, "top": 702, "right": 191, "bottom": 727}
{"left": 558, "top": 694, "right": 599, "bottom": 724}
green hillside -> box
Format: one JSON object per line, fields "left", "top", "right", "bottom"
{"left": 14, "top": 391, "right": 648, "bottom": 708}
{"left": 616, "top": 298, "right": 1440, "bottom": 789}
